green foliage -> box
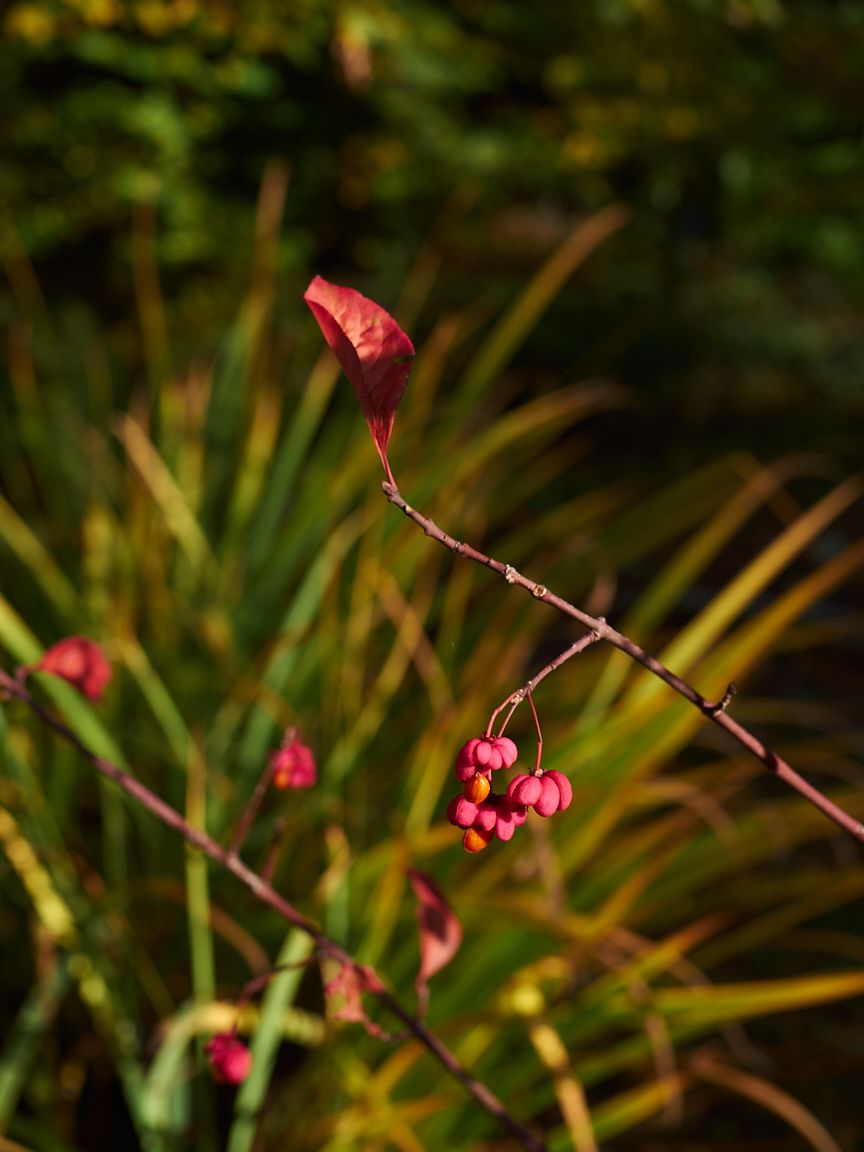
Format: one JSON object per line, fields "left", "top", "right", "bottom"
{"left": 2, "top": 3, "right": 864, "bottom": 1145}
{"left": 3, "top": 0, "right": 864, "bottom": 445}
{"left": 0, "top": 205, "right": 863, "bottom": 1150}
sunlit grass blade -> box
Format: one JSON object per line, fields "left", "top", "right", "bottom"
{"left": 117, "top": 634, "right": 193, "bottom": 767}
{"left": 582, "top": 1075, "right": 686, "bottom": 1146}
{"left": 448, "top": 383, "right": 628, "bottom": 487}
{"left": 244, "top": 354, "right": 340, "bottom": 573}
{"left": 0, "top": 493, "right": 78, "bottom": 619}
{"left": 527, "top": 1019, "right": 596, "bottom": 1152}
{"left": 651, "top": 970, "right": 864, "bottom": 1027}
{"left": 220, "top": 387, "right": 284, "bottom": 566}
{"left": 625, "top": 476, "right": 862, "bottom": 709}
{"left": 140, "top": 1001, "right": 201, "bottom": 1140}
{"left": 226, "top": 929, "right": 315, "bottom": 1152}
{"left": 114, "top": 413, "right": 216, "bottom": 582}
{"left": 185, "top": 742, "right": 216, "bottom": 1031}
{"left": 0, "top": 805, "right": 76, "bottom": 945}
{"left": 691, "top": 1055, "right": 843, "bottom": 1152}
{"left": 582, "top": 456, "right": 829, "bottom": 722}
{"left": 0, "top": 956, "right": 70, "bottom": 1134}
{"left": 459, "top": 204, "right": 630, "bottom": 405}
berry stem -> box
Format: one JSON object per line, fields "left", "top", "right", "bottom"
{"left": 490, "top": 634, "right": 603, "bottom": 740}
{"left": 527, "top": 693, "right": 543, "bottom": 776}
{"left": 488, "top": 691, "right": 521, "bottom": 737}
{"left": 228, "top": 749, "right": 279, "bottom": 858}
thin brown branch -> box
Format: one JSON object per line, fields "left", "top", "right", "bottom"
{"left": 0, "top": 668, "right": 547, "bottom": 1152}
{"left": 382, "top": 481, "right": 864, "bottom": 845}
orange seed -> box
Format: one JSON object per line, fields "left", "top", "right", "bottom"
{"left": 462, "top": 827, "right": 493, "bottom": 853}
{"left": 463, "top": 773, "right": 491, "bottom": 803}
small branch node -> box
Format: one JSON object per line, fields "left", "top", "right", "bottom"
{"left": 707, "top": 682, "right": 737, "bottom": 716}
{"left": 403, "top": 504, "right": 413, "bottom": 516}
{"left": 503, "top": 564, "right": 517, "bottom": 584}
{"left": 531, "top": 583, "right": 547, "bottom": 599}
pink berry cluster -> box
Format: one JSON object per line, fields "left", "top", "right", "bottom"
{"left": 446, "top": 734, "right": 572, "bottom": 853}
{"left": 269, "top": 731, "right": 317, "bottom": 790}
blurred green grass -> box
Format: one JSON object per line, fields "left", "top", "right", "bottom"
{"left": 0, "top": 196, "right": 863, "bottom": 1152}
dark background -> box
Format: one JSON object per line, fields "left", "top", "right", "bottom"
{"left": 3, "top": 0, "right": 862, "bottom": 474}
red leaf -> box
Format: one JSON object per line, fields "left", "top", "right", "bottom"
{"left": 324, "top": 962, "right": 389, "bottom": 1039}
{"left": 304, "top": 276, "right": 414, "bottom": 485}
{"left": 408, "top": 868, "right": 462, "bottom": 1012}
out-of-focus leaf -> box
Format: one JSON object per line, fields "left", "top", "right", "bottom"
{"left": 408, "top": 868, "right": 462, "bottom": 1011}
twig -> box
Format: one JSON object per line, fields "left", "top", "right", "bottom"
{"left": 260, "top": 817, "right": 288, "bottom": 884}
{"left": 488, "top": 632, "right": 602, "bottom": 739}
{"left": 228, "top": 754, "right": 278, "bottom": 858}
{"left": 382, "top": 481, "right": 864, "bottom": 845}
{"left": 0, "top": 668, "right": 547, "bottom": 1152}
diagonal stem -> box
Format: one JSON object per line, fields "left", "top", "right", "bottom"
{"left": 0, "top": 669, "right": 547, "bottom": 1152}
{"left": 382, "top": 481, "right": 864, "bottom": 845}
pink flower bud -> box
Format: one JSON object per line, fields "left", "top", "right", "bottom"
{"left": 270, "top": 732, "right": 317, "bottom": 789}
{"left": 37, "top": 636, "right": 111, "bottom": 702}
{"left": 205, "top": 1034, "right": 252, "bottom": 1085}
